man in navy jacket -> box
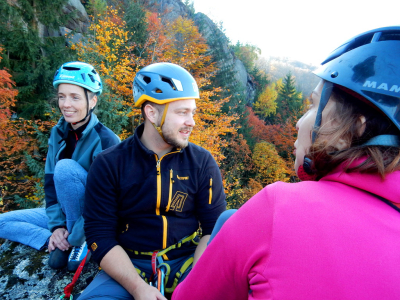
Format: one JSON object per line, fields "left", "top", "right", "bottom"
{"left": 81, "top": 63, "right": 226, "bottom": 299}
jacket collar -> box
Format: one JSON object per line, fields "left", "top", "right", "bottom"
{"left": 321, "top": 161, "right": 400, "bottom": 204}
{"left": 56, "top": 113, "right": 99, "bottom": 139}
{"left": 133, "top": 123, "right": 183, "bottom": 157}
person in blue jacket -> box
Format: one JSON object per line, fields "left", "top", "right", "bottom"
{"left": 0, "top": 62, "right": 120, "bottom": 272}
{"left": 79, "top": 62, "right": 227, "bottom": 300}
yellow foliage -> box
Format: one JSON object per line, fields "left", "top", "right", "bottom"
{"left": 252, "top": 142, "right": 291, "bottom": 185}
{"left": 254, "top": 82, "right": 278, "bottom": 118}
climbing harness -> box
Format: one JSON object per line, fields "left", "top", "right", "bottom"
{"left": 125, "top": 231, "right": 198, "bottom": 294}
{"left": 59, "top": 250, "right": 90, "bottom": 299}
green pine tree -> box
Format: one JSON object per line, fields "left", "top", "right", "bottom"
{"left": 275, "top": 72, "right": 303, "bottom": 122}
{"left": 0, "top": 0, "right": 77, "bottom": 119}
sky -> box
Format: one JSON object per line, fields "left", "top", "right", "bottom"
{"left": 192, "top": 0, "right": 400, "bottom": 66}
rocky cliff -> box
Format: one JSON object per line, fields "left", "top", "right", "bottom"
{"left": 0, "top": 240, "right": 98, "bottom": 299}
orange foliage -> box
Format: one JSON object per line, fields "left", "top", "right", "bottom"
{"left": 0, "top": 47, "right": 55, "bottom": 209}
{"left": 73, "top": 7, "right": 238, "bottom": 164}
{"left": 247, "top": 107, "right": 297, "bottom": 177}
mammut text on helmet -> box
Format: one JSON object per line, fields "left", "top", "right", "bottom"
{"left": 60, "top": 75, "right": 75, "bottom": 79}
{"left": 363, "top": 81, "right": 400, "bottom": 93}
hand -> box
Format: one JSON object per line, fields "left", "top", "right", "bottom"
{"left": 131, "top": 280, "right": 167, "bottom": 300}
{"left": 48, "top": 228, "right": 70, "bottom": 252}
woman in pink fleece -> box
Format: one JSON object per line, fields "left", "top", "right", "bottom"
{"left": 172, "top": 26, "right": 400, "bottom": 300}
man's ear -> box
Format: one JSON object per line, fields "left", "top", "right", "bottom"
{"left": 144, "top": 104, "right": 159, "bottom": 124}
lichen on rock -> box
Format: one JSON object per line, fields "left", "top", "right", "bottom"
{"left": 0, "top": 240, "right": 99, "bottom": 299}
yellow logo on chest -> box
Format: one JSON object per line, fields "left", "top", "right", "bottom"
{"left": 169, "top": 191, "right": 188, "bottom": 212}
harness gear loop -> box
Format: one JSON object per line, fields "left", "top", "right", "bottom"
{"left": 126, "top": 231, "right": 198, "bottom": 294}
{"left": 59, "top": 250, "right": 90, "bottom": 299}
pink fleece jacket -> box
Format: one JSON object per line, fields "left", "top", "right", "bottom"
{"left": 172, "top": 166, "right": 400, "bottom": 300}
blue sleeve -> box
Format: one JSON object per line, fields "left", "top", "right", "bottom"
{"left": 44, "top": 129, "right": 66, "bottom": 232}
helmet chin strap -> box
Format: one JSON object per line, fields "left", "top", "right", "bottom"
{"left": 301, "top": 81, "right": 334, "bottom": 178}
{"left": 151, "top": 103, "right": 169, "bottom": 143}
{"left": 72, "top": 89, "right": 93, "bottom": 126}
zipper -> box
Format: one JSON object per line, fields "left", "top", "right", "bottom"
{"left": 209, "top": 177, "right": 213, "bottom": 204}
{"left": 166, "top": 169, "right": 173, "bottom": 212}
{"left": 154, "top": 151, "right": 180, "bottom": 254}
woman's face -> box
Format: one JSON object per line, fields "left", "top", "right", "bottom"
{"left": 58, "top": 83, "right": 97, "bottom": 129}
{"left": 294, "top": 80, "right": 337, "bottom": 174}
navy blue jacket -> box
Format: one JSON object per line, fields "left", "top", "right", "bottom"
{"left": 84, "top": 124, "right": 226, "bottom": 264}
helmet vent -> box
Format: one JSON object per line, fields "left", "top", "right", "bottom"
{"left": 63, "top": 66, "right": 80, "bottom": 71}
{"left": 81, "top": 73, "right": 86, "bottom": 82}
{"left": 143, "top": 76, "right": 151, "bottom": 84}
{"left": 155, "top": 89, "right": 163, "bottom": 93}
{"left": 88, "top": 73, "right": 95, "bottom": 83}
{"left": 161, "top": 77, "right": 176, "bottom": 90}
{"left": 379, "top": 32, "right": 400, "bottom": 41}
{"left": 91, "top": 69, "right": 98, "bottom": 75}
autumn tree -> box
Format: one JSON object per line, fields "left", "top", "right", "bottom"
{"left": 220, "top": 133, "right": 256, "bottom": 209}
{"left": 163, "top": 17, "right": 238, "bottom": 164}
{"left": 253, "top": 81, "right": 278, "bottom": 120}
{"left": 252, "top": 142, "right": 291, "bottom": 186}
{"left": 72, "top": 8, "right": 133, "bottom": 137}
{"left": 0, "top": 48, "right": 50, "bottom": 210}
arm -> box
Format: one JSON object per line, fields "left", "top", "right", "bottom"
{"left": 100, "top": 245, "right": 166, "bottom": 300}
{"left": 193, "top": 235, "right": 210, "bottom": 267}
{"left": 195, "top": 153, "right": 226, "bottom": 236}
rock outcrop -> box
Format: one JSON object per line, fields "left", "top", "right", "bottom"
{"left": 193, "top": 12, "right": 256, "bottom": 104}
{"left": 0, "top": 240, "right": 98, "bottom": 299}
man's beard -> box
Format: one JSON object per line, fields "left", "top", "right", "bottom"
{"left": 162, "top": 126, "right": 192, "bottom": 149}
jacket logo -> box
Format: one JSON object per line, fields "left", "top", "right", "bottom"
{"left": 169, "top": 191, "right": 188, "bottom": 212}
{"left": 177, "top": 175, "right": 189, "bottom": 180}
{"left": 363, "top": 81, "right": 400, "bottom": 93}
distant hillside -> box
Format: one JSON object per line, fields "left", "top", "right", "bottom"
{"left": 258, "top": 56, "right": 320, "bottom": 97}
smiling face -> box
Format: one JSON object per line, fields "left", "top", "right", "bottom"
{"left": 294, "top": 80, "right": 337, "bottom": 175}
{"left": 161, "top": 99, "right": 196, "bottom": 149}
{"left": 58, "top": 83, "right": 97, "bottom": 129}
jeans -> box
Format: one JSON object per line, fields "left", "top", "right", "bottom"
{"left": 53, "top": 159, "right": 87, "bottom": 246}
{"left": 0, "top": 208, "right": 50, "bottom": 250}
{"left": 79, "top": 255, "right": 193, "bottom": 299}
{"left": 0, "top": 159, "right": 88, "bottom": 249}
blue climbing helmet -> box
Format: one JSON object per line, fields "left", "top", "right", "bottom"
{"left": 133, "top": 62, "right": 199, "bottom": 107}
{"left": 53, "top": 62, "right": 102, "bottom": 125}
{"left": 53, "top": 61, "right": 102, "bottom": 95}
{"left": 313, "top": 26, "right": 400, "bottom": 146}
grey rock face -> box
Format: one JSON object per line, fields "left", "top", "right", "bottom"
{"left": 0, "top": 241, "right": 99, "bottom": 300}
{"left": 42, "top": 0, "right": 89, "bottom": 39}
{"left": 194, "top": 12, "right": 256, "bottom": 104}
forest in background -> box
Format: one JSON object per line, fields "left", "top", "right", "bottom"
{"left": 0, "top": 0, "right": 312, "bottom": 211}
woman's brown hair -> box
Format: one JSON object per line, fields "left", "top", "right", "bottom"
{"left": 307, "top": 85, "right": 400, "bottom": 180}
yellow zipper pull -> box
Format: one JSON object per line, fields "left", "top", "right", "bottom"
{"left": 166, "top": 169, "right": 173, "bottom": 212}
{"left": 209, "top": 177, "right": 213, "bottom": 204}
